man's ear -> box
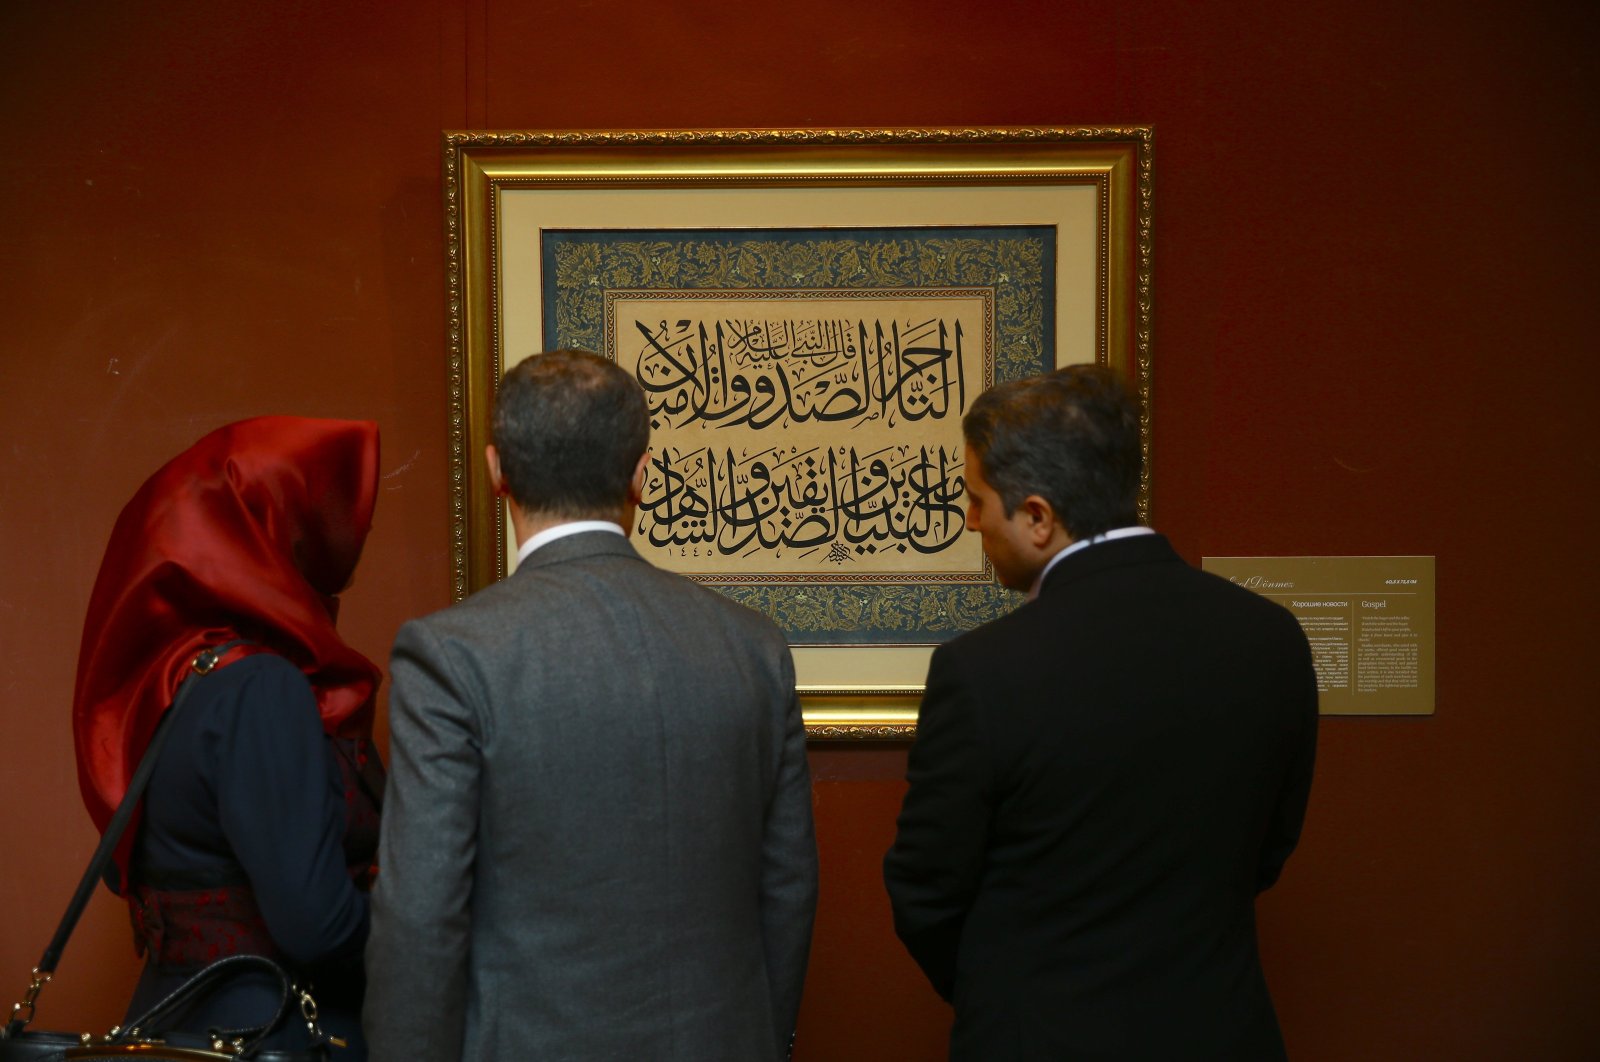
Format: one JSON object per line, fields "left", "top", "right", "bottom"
{"left": 486, "top": 444, "right": 506, "bottom": 498}
{"left": 1018, "top": 494, "right": 1061, "bottom": 548}
{"left": 627, "top": 450, "right": 650, "bottom": 505}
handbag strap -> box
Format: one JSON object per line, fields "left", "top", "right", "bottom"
{"left": 120, "top": 953, "right": 294, "bottom": 1051}
{"left": 4, "top": 640, "right": 252, "bottom": 1038}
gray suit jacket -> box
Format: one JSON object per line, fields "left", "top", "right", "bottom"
{"left": 366, "top": 531, "right": 818, "bottom": 1061}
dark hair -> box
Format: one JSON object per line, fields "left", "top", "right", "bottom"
{"left": 491, "top": 349, "right": 650, "bottom": 518}
{"left": 962, "top": 365, "right": 1142, "bottom": 540}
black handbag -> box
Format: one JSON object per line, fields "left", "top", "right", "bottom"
{"left": 1, "top": 644, "right": 334, "bottom": 1061}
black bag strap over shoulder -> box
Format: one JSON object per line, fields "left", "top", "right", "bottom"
{"left": 4, "top": 640, "right": 252, "bottom": 1040}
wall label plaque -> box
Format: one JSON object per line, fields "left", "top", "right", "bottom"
{"left": 1200, "top": 556, "right": 1435, "bottom": 716}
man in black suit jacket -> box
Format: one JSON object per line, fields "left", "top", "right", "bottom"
{"left": 884, "top": 366, "right": 1317, "bottom": 1060}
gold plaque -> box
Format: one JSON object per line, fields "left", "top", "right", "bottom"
{"left": 1201, "top": 556, "right": 1435, "bottom": 716}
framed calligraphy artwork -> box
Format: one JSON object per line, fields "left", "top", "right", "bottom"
{"left": 444, "top": 127, "right": 1153, "bottom": 737}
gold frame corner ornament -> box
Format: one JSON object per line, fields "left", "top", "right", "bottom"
{"left": 442, "top": 126, "right": 1153, "bottom": 739}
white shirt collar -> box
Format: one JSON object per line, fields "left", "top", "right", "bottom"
{"left": 1029, "top": 526, "right": 1157, "bottom": 599}
{"left": 516, "top": 520, "right": 626, "bottom": 565}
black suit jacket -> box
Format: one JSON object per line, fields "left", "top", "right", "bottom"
{"left": 884, "top": 534, "right": 1317, "bottom": 1061}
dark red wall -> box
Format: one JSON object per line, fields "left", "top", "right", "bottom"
{"left": 2, "top": 2, "right": 1595, "bottom": 1058}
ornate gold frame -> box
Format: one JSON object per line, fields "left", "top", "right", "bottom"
{"left": 442, "top": 126, "right": 1153, "bottom": 739}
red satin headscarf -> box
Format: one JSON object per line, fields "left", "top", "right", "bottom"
{"left": 73, "top": 416, "right": 382, "bottom": 889}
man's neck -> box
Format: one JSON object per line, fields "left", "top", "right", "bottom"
{"left": 1029, "top": 526, "right": 1156, "bottom": 597}
{"left": 508, "top": 505, "right": 625, "bottom": 549}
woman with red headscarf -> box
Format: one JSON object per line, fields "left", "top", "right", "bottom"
{"left": 72, "top": 416, "right": 385, "bottom": 1059}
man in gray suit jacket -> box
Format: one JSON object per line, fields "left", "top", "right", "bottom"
{"left": 366, "top": 350, "right": 818, "bottom": 1061}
